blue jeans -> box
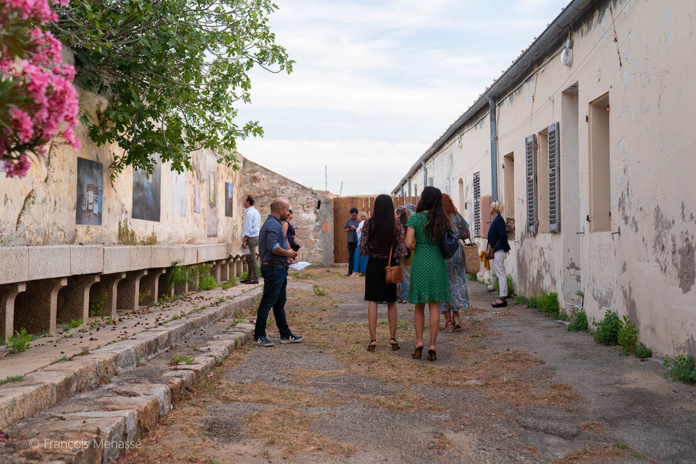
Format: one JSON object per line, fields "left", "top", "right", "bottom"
{"left": 254, "top": 264, "right": 291, "bottom": 339}
{"left": 347, "top": 242, "right": 358, "bottom": 274}
{"left": 399, "top": 272, "right": 408, "bottom": 300}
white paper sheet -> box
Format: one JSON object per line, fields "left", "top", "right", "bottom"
{"left": 288, "top": 261, "right": 311, "bottom": 271}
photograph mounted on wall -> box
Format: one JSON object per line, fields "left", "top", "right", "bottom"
{"left": 132, "top": 154, "right": 161, "bottom": 222}
{"left": 172, "top": 170, "right": 186, "bottom": 218}
{"left": 193, "top": 185, "right": 201, "bottom": 213}
{"left": 75, "top": 157, "right": 103, "bottom": 226}
{"left": 225, "top": 182, "right": 234, "bottom": 217}
{"left": 207, "top": 157, "right": 218, "bottom": 237}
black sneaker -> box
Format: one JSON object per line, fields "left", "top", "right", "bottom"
{"left": 280, "top": 333, "right": 304, "bottom": 344}
{"left": 253, "top": 336, "right": 274, "bottom": 347}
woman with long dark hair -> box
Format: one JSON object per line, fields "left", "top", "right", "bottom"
{"left": 360, "top": 195, "right": 407, "bottom": 352}
{"left": 405, "top": 186, "right": 451, "bottom": 361}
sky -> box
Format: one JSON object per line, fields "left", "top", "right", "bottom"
{"left": 236, "top": 0, "right": 571, "bottom": 196}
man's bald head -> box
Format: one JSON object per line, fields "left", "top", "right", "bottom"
{"left": 270, "top": 198, "right": 289, "bottom": 213}
{"left": 270, "top": 198, "right": 291, "bottom": 220}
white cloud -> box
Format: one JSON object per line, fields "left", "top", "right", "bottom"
{"left": 236, "top": 0, "right": 572, "bottom": 195}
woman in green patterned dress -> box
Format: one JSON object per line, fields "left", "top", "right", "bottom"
{"left": 405, "top": 186, "right": 451, "bottom": 361}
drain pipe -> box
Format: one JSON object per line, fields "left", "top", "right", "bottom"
{"left": 407, "top": 178, "right": 412, "bottom": 196}
{"left": 421, "top": 160, "right": 428, "bottom": 188}
{"left": 489, "top": 98, "right": 498, "bottom": 201}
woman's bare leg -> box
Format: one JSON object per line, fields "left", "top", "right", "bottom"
{"left": 414, "top": 303, "right": 425, "bottom": 348}
{"left": 428, "top": 301, "right": 440, "bottom": 351}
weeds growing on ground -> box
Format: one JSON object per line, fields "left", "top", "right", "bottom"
{"left": 221, "top": 277, "right": 237, "bottom": 289}
{"left": 7, "top": 328, "right": 32, "bottom": 353}
{"left": 313, "top": 285, "right": 329, "bottom": 296}
{"left": 664, "top": 354, "right": 696, "bottom": 384}
{"left": 0, "top": 375, "right": 23, "bottom": 386}
{"left": 617, "top": 316, "right": 638, "bottom": 355}
{"left": 635, "top": 343, "right": 652, "bottom": 359}
{"left": 593, "top": 310, "right": 622, "bottom": 346}
{"left": 61, "top": 318, "right": 82, "bottom": 332}
{"left": 568, "top": 310, "right": 588, "bottom": 332}
{"left": 199, "top": 275, "right": 217, "bottom": 291}
{"left": 166, "top": 261, "right": 190, "bottom": 294}
{"left": 171, "top": 354, "right": 195, "bottom": 365}
{"left": 538, "top": 292, "right": 559, "bottom": 317}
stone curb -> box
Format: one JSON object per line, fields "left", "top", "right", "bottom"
{"left": 0, "top": 289, "right": 260, "bottom": 430}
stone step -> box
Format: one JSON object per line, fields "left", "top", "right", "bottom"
{"left": 0, "top": 289, "right": 260, "bottom": 431}
{"left": 0, "top": 315, "right": 256, "bottom": 463}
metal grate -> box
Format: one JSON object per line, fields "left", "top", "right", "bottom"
{"left": 525, "top": 134, "right": 537, "bottom": 234}
{"left": 473, "top": 172, "right": 481, "bottom": 237}
{"left": 548, "top": 122, "right": 560, "bottom": 233}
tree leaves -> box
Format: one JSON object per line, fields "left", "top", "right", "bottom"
{"left": 52, "top": 0, "right": 293, "bottom": 174}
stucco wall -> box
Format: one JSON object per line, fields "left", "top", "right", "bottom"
{"left": 395, "top": 0, "right": 696, "bottom": 357}
{"left": 0, "top": 89, "right": 246, "bottom": 249}
{"left": 242, "top": 159, "right": 334, "bottom": 266}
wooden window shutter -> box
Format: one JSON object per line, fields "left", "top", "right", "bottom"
{"left": 473, "top": 172, "right": 481, "bottom": 237}
{"left": 548, "top": 122, "right": 561, "bottom": 233}
{"left": 525, "top": 134, "right": 537, "bottom": 234}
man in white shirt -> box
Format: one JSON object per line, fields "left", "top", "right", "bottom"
{"left": 242, "top": 195, "right": 262, "bottom": 284}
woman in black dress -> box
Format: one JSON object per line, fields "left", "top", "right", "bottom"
{"left": 282, "top": 210, "right": 299, "bottom": 251}
{"left": 360, "top": 195, "right": 407, "bottom": 352}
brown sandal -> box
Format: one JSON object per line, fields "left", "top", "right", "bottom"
{"left": 390, "top": 338, "right": 400, "bottom": 351}
{"left": 367, "top": 340, "right": 377, "bottom": 352}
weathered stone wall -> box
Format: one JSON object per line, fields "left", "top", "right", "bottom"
{"left": 242, "top": 159, "right": 334, "bottom": 266}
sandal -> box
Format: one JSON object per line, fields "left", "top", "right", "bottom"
{"left": 412, "top": 345, "right": 424, "bottom": 359}
{"left": 491, "top": 298, "right": 507, "bottom": 308}
{"left": 397, "top": 298, "right": 407, "bottom": 304}
{"left": 427, "top": 349, "right": 437, "bottom": 362}
{"left": 390, "top": 337, "right": 401, "bottom": 351}
{"left": 452, "top": 312, "right": 462, "bottom": 330}
{"left": 442, "top": 320, "right": 454, "bottom": 333}
{"left": 367, "top": 339, "right": 377, "bottom": 352}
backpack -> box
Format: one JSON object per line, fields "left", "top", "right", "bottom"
{"left": 441, "top": 229, "right": 459, "bottom": 259}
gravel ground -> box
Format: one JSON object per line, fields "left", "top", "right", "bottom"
{"left": 120, "top": 267, "right": 696, "bottom": 464}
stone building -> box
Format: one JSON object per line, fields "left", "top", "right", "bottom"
{"left": 392, "top": 0, "right": 696, "bottom": 357}
{"left": 242, "top": 159, "right": 334, "bottom": 267}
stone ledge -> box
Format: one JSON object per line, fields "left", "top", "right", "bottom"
{"left": 0, "top": 247, "right": 29, "bottom": 285}
{"left": 0, "top": 243, "right": 247, "bottom": 285}
{"left": 0, "top": 288, "right": 260, "bottom": 430}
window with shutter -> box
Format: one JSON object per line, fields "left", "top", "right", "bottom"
{"left": 473, "top": 172, "right": 481, "bottom": 237}
{"left": 525, "top": 134, "right": 537, "bottom": 234}
{"left": 548, "top": 122, "right": 560, "bottom": 233}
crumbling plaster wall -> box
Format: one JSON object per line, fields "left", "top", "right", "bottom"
{"left": 492, "top": 0, "right": 696, "bottom": 357}
{"left": 0, "top": 87, "right": 246, "bottom": 249}
{"left": 242, "top": 159, "right": 334, "bottom": 266}
{"left": 397, "top": 0, "right": 696, "bottom": 357}
{"left": 406, "top": 110, "right": 512, "bottom": 283}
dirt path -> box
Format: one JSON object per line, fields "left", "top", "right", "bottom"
{"left": 117, "top": 266, "right": 696, "bottom": 464}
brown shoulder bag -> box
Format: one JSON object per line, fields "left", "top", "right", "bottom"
{"left": 385, "top": 244, "right": 403, "bottom": 284}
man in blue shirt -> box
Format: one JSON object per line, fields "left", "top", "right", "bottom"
{"left": 242, "top": 195, "right": 261, "bottom": 284}
{"left": 253, "top": 198, "right": 304, "bottom": 347}
{"left": 344, "top": 207, "right": 359, "bottom": 276}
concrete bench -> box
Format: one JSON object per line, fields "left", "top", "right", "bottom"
{"left": 0, "top": 244, "right": 255, "bottom": 341}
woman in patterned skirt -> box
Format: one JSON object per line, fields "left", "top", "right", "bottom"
{"left": 405, "top": 186, "right": 451, "bottom": 361}
{"left": 439, "top": 193, "right": 470, "bottom": 332}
